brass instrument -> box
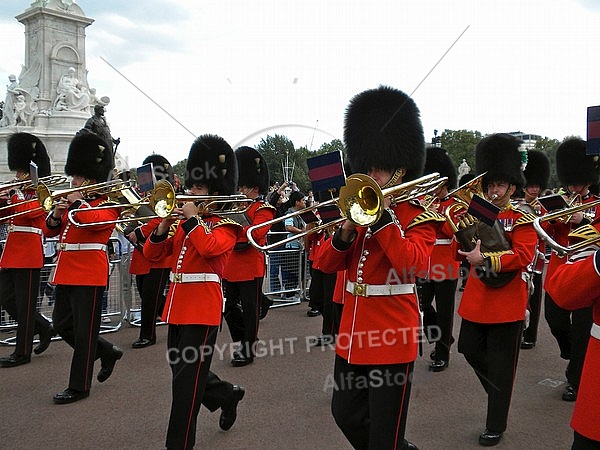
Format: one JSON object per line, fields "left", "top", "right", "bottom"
{"left": 533, "top": 199, "right": 600, "bottom": 256}
{"left": 246, "top": 172, "right": 448, "bottom": 252}
{"left": 443, "top": 172, "right": 486, "bottom": 233}
{"left": 0, "top": 175, "right": 68, "bottom": 217}
{"left": 67, "top": 180, "right": 253, "bottom": 227}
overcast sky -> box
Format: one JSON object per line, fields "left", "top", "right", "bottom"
{"left": 1, "top": 0, "right": 600, "bottom": 169}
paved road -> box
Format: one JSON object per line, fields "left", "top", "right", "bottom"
{"left": 1, "top": 292, "right": 575, "bottom": 449}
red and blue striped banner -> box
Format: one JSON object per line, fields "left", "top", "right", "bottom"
{"left": 468, "top": 194, "right": 500, "bottom": 226}
{"left": 307, "top": 151, "right": 346, "bottom": 193}
{"left": 587, "top": 105, "right": 600, "bottom": 155}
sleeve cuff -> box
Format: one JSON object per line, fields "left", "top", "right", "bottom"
{"left": 134, "top": 227, "right": 146, "bottom": 243}
{"left": 68, "top": 200, "right": 83, "bottom": 211}
{"left": 150, "top": 228, "right": 168, "bottom": 243}
{"left": 181, "top": 216, "right": 200, "bottom": 234}
{"left": 46, "top": 214, "right": 62, "bottom": 229}
{"left": 369, "top": 209, "right": 393, "bottom": 233}
{"left": 331, "top": 228, "right": 355, "bottom": 251}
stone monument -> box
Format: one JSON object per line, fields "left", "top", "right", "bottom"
{"left": 0, "top": 0, "right": 102, "bottom": 180}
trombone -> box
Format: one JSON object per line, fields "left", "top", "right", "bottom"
{"left": 533, "top": 199, "right": 600, "bottom": 256}
{"left": 246, "top": 172, "right": 448, "bottom": 252}
{"left": 0, "top": 175, "right": 68, "bottom": 217}
{"left": 67, "top": 179, "right": 253, "bottom": 227}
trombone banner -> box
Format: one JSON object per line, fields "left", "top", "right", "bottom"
{"left": 587, "top": 105, "right": 600, "bottom": 155}
{"left": 307, "top": 151, "right": 345, "bottom": 193}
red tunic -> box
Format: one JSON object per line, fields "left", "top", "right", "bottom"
{"left": 144, "top": 215, "right": 239, "bottom": 326}
{"left": 222, "top": 200, "right": 275, "bottom": 281}
{"left": 426, "top": 197, "right": 460, "bottom": 281}
{"left": 545, "top": 252, "right": 600, "bottom": 442}
{"left": 0, "top": 189, "right": 45, "bottom": 269}
{"left": 128, "top": 217, "right": 170, "bottom": 275}
{"left": 42, "top": 197, "right": 119, "bottom": 286}
{"left": 457, "top": 207, "right": 537, "bottom": 323}
{"left": 318, "top": 202, "right": 443, "bottom": 364}
{"left": 332, "top": 270, "right": 347, "bottom": 305}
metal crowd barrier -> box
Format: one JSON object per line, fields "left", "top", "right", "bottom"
{"left": 263, "top": 231, "right": 311, "bottom": 307}
{"left": 0, "top": 235, "right": 129, "bottom": 347}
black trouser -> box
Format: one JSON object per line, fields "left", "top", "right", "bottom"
{"left": 52, "top": 284, "right": 116, "bottom": 392}
{"left": 165, "top": 324, "right": 217, "bottom": 450}
{"left": 572, "top": 431, "right": 600, "bottom": 450}
{"left": 223, "top": 278, "right": 262, "bottom": 357}
{"left": 332, "top": 303, "right": 344, "bottom": 337}
{"left": 458, "top": 319, "right": 523, "bottom": 433}
{"left": 309, "top": 268, "right": 337, "bottom": 336}
{"left": 135, "top": 268, "right": 169, "bottom": 342}
{"left": 0, "top": 268, "right": 51, "bottom": 358}
{"left": 201, "top": 371, "right": 234, "bottom": 413}
{"left": 417, "top": 278, "right": 458, "bottom": 362}
{"left": 545, "top": 293, "right": 593, "bottom": 386}
{"left": 523, "top": 271, "right": 543, "bottom": 344}
{"left": 331, "top": 355, "right": 414, "bottom": 450}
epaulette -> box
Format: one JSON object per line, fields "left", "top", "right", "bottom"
{"left": 513, "top": 213, "right": 537, "bottom": 228}
{"left": 97, "top": 199, "right": 120, "bottom": 207}
{"left": 512, "top": 202, "right": 536, "bottom": 215}
{"left": 168, "top": 222, "right": 179, "bottom": 238}
{"left": 406, "top": 209, "right": 446, "bottom": 230}
{"left": 257, "top": 202, "right": 276, "bottom": 211}
{"left": 213, "top": 217, "right": 243, "bottom": 228}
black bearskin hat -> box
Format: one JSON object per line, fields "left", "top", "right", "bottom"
{"left": 475, "top": 133, "right": 525, "bottom": 188}
{"left": 7, "top": 132, "right": 51, "bottom": 178}
{"left": 458, "top": 172, "right": 476, "bottom": 187}
{"left": 143, "top": 154, "right": 174, "bottom": 185}
{"left": 523, "top": 150, "right": 550, "bottom": 190}
{"left": 344, "top": 85, "right": 425, "bottom": 181}
{"left": 235, "top": 146, "right": 269, "bottom": 195}
{"left": 185, "top": 134, "right": 237, "bottom": 195}
{"left": 65, "top": 132, "right": 114, "bottom": 181}
{"left": 424, "top": 146, "right": 457, "bottom": 189}
{"left": 556, "top": 138, "right": 600, "bottom": 186}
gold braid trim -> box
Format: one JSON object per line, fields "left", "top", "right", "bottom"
{"left": 97, "top": 199, "right": 120, "bottom": 207}
{"left": 168, "top": 222, "right": 179, "bottom": 238}
{"left": 257, "top": 202, "right": 276, "bottom": 211}
{"left": 381, "top": 169, "right": 404, "bottom": 189}
{"left": 513, "top": 213, "right": 537, "bottom": 227}
{"left": 213, "top": 218, "right": 243, "bottom": 228}
{"left": 406, "top": 210, "right": 446, "bottom": 230}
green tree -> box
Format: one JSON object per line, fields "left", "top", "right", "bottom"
{"left": 439, "top": 129, "right": 483, "bottom": 175}
{"left": 173, "top": 159, "right": 187, "bottom": 183}
{"left": 256, "top": 134, "right": 313, "bottom": 191}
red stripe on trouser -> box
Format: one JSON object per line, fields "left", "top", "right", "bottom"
{"left": 84, "top": 288, "right": 99, "bottom": 391}
{"left": 393, "top": 364, "right": 410, "bottom": 449}
{"left": 183, "top": 327, "right": 211, "bottom": 449}
{"left": 24, "top": 270, "right": 34, "bottom": 356}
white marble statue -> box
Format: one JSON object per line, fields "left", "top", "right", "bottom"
{"left": 458, "top": 159, "right": 471, "bottom": 178}
{"left": 53, "top": 67, "right": 89, "bottom": 112}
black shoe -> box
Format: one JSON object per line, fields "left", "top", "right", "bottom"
{"left": 478, "top": 429, "right": 502, "bottom": 446}
{"left": 0, "top": 353, "right": 31, "bottom": 368}
{"left": 34, "top": 325, "right": 56, "bottom": 355}
{"left": 231, "top": 351, "right": 254, "bottom": 367}
{"left": 53, "top": 388, "right": 89, "bottom": 404}
{"left": 520, "top": 340, "right": 535, "bottom": 350}
{"left": 402, "top": 440, "right": 420, "bottom": 450}
{"left": 219, "top": 385, "right": 245, "bottom": 431}
{"left": 131, "top": 338, "right": 155, "bottom": 349}
{"left": 429, "top": 359, "right": 449, "bottom": 372}
{"left": 562, "top": 384, "right": 578, "bottom": 401}
{"left": 429, "top": 349, "right": 437, "bottom": 361}
{"left": 307, "top": 308, "right": 321, "bottom": 317}
{"left": 311, "top": 335, "right": 334, "bottom": 347}
{"left": 97, "top": 346, "right": 123, "bottom": 382}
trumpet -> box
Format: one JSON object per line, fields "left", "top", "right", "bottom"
{"left": 246, "top": 172, "right": 448, "bottom": 252}
{"left": 443, "top": 172, "right": 486, "bottom": 233}
{"left": 533, "top": 199, "right": 600, "bottom": 256}
{"left": 0, "top": 174, "right": 67, "bottom": 193}
{"left": 67, "top": 180, "right": 253, "bottom": 227}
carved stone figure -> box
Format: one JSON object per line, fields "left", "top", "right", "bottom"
{"left": 458, "top": 158, "right": 471, "bottom": 178}
{"left": 53, "top": 67, "right": 89, "bottom": 111}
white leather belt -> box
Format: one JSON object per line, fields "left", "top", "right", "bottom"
{"left": 57, "top": 243, "right": 107, "bottom": 252}
{"left": 7, "top": 225, "right": 43, "bottom": 235}
{"left": 170, "top": 272, "right": 220, "bottom": 284}
{"left": 592, "top": 323, "right": 600, "bottom": 341}
{"left": 435, "top": 238, "right": 452, "bottom": 245}
{"left": 346, "top": 280, "right": 415, "bottom": 297}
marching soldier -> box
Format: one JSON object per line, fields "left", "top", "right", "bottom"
{"left": 545, "top": 236, "right": 600, "bottom": 449}
{"left": 223, "top": 146, "right": 275, "bottom": 367}
{"left": 456, "top": 133, "right": 538, "bottom": 446}
{"left": 519, "top": 149, "right": 550, "bottom": 349}
{"left": 144, "top": 134, "right": 244, "bottom": 449}
{"left": 0, "top": 132, "right": 55, "bottom": 367}
{"left": 543, "top": 138, "right": 599, "bottom": 401}
{"left": 43, "top": 132, "right": 124, "bottom": 403}
{"left": 318, "top": 86, "right": 445, "bottom": 450}
{"left": 417, "top": 146, "right": 459, "bottom": 372}
{"left": 128, "top": 154, "right": 173, "bottom": 349}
